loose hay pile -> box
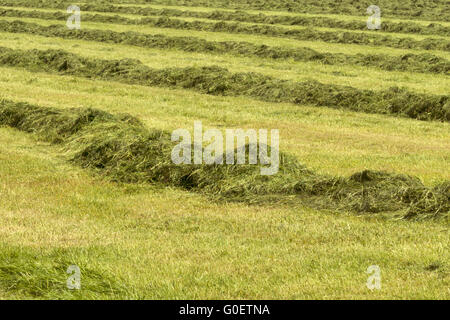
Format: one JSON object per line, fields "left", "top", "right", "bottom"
{"left": 1, "top": 100, "right": 448, "bottom": 220}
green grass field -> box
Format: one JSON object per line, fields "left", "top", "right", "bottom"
{"left": 0, "top": 0, "right": 448, "bottom": 300}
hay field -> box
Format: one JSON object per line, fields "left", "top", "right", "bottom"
{"left": 0, "top": 0, "right": 448, "bottom": 299}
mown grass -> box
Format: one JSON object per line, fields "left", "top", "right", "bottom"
{"left": 0, "top": 46, "right": 448, "bottom": 121}
{"left": 1, "top": 9, "right": 449, "bottom": 52}
{"left": 23, "top": 5, "right": 450, "bottom": 37}
{"left": 1, "top": 19, "right": 449, "bottom": 77}
{"left": 0, "top": 31, "right": 448, "bottom": 95}
{"left": 3, "top": 15, "right": 448, "bottom": 60}
{"left": 6, "top": 0, "right": 449, "bottom": 21}
{"left": 4, "top": 1, "right": 450, "bottom": 29}
{"left": 0, "top": 0, "right": 448, "bottom": 300}
{"left": 0, "top": 127, "right": 448, "bottom": 299}
{"left": 116, "top": 3, "right": 450, "bottom": 27}
{"left": 3, "top": 6, "right": 450, "bottom": 41}
{"left": 1, "top": 99, "right": 447, "bottom": 218}
{"left": 0, "top": 66, "right": 448, "bottom": 185}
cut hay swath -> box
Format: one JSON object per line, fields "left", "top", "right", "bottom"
{"left": 0, "top": 99, "right": 448, "bottom": 220}
{"left": 1, "top": 0, "right": 448, "bottom": 36}
{"left": 1, "top": 20, "right": 448, "bottom": 75}
{"left": 0, "top": 46, "right": 448, "bottom": 121}
{"left": 1, "top": 8, "right": 450, "bottom": 51}
{"left": 0, "top": 0, "right": 449, "bottom": 301}
{"left": 1, "top": 0, "right": 448, "bottom": 22}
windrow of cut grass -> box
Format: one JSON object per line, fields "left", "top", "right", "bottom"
{"left": 1, "top": 20, "right": 448, "bottom": 75}
{"left": 0, "top": 46, "right": 448, "bottom": 121}
{"left": 1, "top": 1, "right": 449, "bottom": 36}
{"left": 4, "top": 0, "right": 449, "bottom": 22}
{"left": 1, "top": 9, "right": 449, "bottom": 52}
{"left": 0, "top": 99, "right": 448, "bottom": 220}
{"left": 3, "top": 32, "right": 449, "bottom": 96}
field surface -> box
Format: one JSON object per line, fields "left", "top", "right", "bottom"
{"left": 0, "top": 0, "right": 448, "bottom": 299}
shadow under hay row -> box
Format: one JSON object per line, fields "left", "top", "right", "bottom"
{"left": 0, "top": 20, "right": 448, "bottom": 76}
{"left": 0, "top": 46, "right": 448, "bottom": 122}
{"left": 0, "top": 99, "right": 448, "bottom": 220}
